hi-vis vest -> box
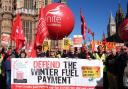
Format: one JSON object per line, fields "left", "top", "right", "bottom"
{"left": 95, "top": 53, "right": 106, "bottom": 61}
{"left": 94, "top": 53, "right": 107, "bottom": 72}
{"left": 0, "top": 54, "right": 3, "bottom": 75}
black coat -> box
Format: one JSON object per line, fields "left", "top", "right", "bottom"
{"left": 114, "top": 53, "right": 128, "bottom": 76}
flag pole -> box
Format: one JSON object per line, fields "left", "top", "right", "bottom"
{"left": 93, "top": 35, "right": 94, "bottom": 41}
{"left": 84, "top": 38, "right": 86, "bottom": 45}
{"left": 92, "top": 35, "right": 95, "bottom": 53}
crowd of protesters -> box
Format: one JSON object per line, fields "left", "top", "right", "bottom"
{"left": 0, "top": 44, "right": 128, "bottom": 89}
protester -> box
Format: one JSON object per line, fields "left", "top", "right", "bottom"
{"left": 74, "top": 47, "right": 81, "bottom": 58}
{"left": 93, "top": 45, "right": 106, "bottom": 60}
{"left": 67, "top": 45, "right": 76, "bottom": 58}
{"left": 0, "top": 47, "right": 7, "bottom": 89}
{"left": 11, "top": 49, "right": 19, "bottom": 58}
{"left": 44, "top": 50, "right": 49, "bottom": 57}
{"left": 78, "top": 45, "right": 92, "bottom": 59}
{"left": 0, "top": 47, "right": 4, "bottom": 89}
{"left": 1, "top": 41, "right": 128, "bottom": 89}
{"left": 106, "top": 49, "right": 118, "bottom": 89}
{"left": 19, "top": 50, "right": 27, "bottom": 58}
{"left": 93, "top": 45, "right": 108, "bottom": 89}
{"left": 115, "top": 46, "right": 128, "bottom": 89}
{"left": 49, "top": 49, "right": 56, "bottom": 58}
{"left": 62, "top": 50, "right": 68, "bottom": 58}
{"left": 3, "top": 47, "right": 12, "bottom": 89}
{"left": 36, "top": 45, "right": 45, "bottom": 57}
{"left": 55, "top": 46, "right": 62, "bottom": 58}
{"left": 123, "top": 59, "right": 128, "bottom": 89}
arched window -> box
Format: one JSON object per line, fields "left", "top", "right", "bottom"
{"left": 9, "top": 6, "right": 11, "bottom": 11}
{"left": 45, "top": 0, "right": 48, "bottom": 5}
{"left": 24, "top": 0, "right": 34, "bottom": 9}
{"left": 5, "top": 6, "right": 7, "bottom": 11}
{"left": 23, "top": 20, "right": 32, "bottom": 44}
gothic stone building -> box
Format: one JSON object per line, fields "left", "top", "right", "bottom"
{"left": 0, "top": 0, "right": 66, "bottom": 46}
{"left": 107, "top": 3, "right": 127, "bottom": 43}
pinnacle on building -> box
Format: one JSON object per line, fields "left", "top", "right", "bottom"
{"left": 115, "top": 3, "right": 125, "bottom": 27}
{"left": 107, "top": 12, "right": 116, "bottom": 37}
{"left": 107, "top": 2, "right": 126, "bottom": 43}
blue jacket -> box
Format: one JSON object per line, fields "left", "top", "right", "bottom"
{"left": 3, "top": 57, "right": 11, "bottom": 71}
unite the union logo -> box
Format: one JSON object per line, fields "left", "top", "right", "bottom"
{"left": 45, "top": 5, "right": 65, "bottom": 25}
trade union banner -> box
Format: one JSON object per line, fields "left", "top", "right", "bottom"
{"left": 11, "top": 58, "right": 103, "bottom": 89}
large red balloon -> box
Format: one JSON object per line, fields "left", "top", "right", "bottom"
{"left": 44, "top": 3, "right": 75, "bottom": 40}
{"left": 118, "top": 19, "right": 128, "bottom": 41}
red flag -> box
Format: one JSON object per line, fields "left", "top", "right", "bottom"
{"left": 24, "top": 38, "right": 29, "bottom": 49}
{"left": 11, "top": 20, "right": 17, "bottom": 41}
{"left": 80, "top": 8, "right": 87, "bottom": 40}
{"left": 28, "top": 41, "right": 37, "bottom": 58}
{"left": 91, "top": 40, "right": 95, "bottom": 53}
{"left": 88, "top": 28, "right": 94, "bottom": 37}
{"left": 15, "top": 40, "right": 24, "bottom": 51}
{"left": 35, "top": 7, "right": 49, "bottom": 46}
{"left": 102, "top": 32, "right": 107, "bottom": 44}
{"left": 11, "top": 13, "right": 25, "bottom": 50}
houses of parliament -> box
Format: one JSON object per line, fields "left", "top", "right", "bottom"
{"left": 107, "top": 2, "right": 128, "bottom": 43}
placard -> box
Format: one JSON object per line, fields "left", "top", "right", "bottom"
{"left": 11, "top": 58, "right": 103, "bottom": 89}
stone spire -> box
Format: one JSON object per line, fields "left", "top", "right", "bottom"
{"left": 107, "top": 12, "right": 116, "bottom": 37}
{"left": 109, "top": 12, "right": 116, "bottom": 24}
{"left": 115, "top": 3, "right": 125, "bottom": 26}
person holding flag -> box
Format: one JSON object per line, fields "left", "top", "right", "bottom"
{"left": 88, "top": 27, "right": 95, "bottom": 53}
{"left": 88, "top": 27, "right": 94, "bottom": 38}
{"left": 27, "top": 41, "right": 37, "bottom": 58}
{"left": 35, "top": 6, "right": 49, "bottom": 57}
{"left": 35, "top": 6, "right": 49, "bottom": 47}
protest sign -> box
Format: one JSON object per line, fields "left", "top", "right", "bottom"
{"left": 1, "top": 33, "right": 10, "bottom": 46}
{"left": 63, "top": 38, "right": 72, "bottom": 50}
{"left": 73, "top": 35, "right": 83, "bottom": 47}
{"left": 11, "top": 58, "right": 103, "bottom": 89}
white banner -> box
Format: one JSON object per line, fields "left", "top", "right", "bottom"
{"left": 73, "top": 35, "right": 83, "bottom": 47}
{"left": 1, "top": 33, "right": 10, "bottom": 46}
{"left": 11, "top": 58, "right": 103, "bottom": 89}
